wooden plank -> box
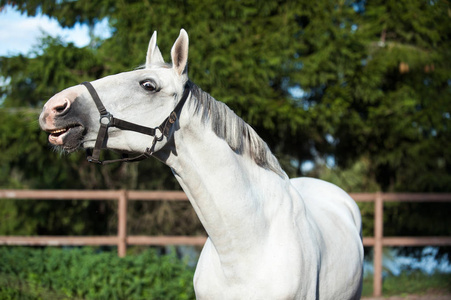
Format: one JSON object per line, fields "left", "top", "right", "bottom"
{"left": 2, "top": 235, "right": 448, "bottom": 248}
{"left": 349, "top": 193, "right": 451, "bottom": 202}
{"left": 127, "top": 236, "right": 207, "bottom": 246}
{"left": 2, "top": 190, "right": 450, "bottom": 202}
{"left": 362, "top": 237, "right": 375, "bottom": 246}
{"left": 0, "top": 190, "right": 121, "bottom": 200}
{"left": 381, "top": 193, "right": 451, "bottom": 202}
{"left": 0, "top": 236, "right": 208, "bottom": 247}
{"left": 383, "top": 237, "right": 451, "bottom": 246}
{"left": 117, "top": 190, "right": 127, "bottom": 257}
{"left": 349, "top": 193, "right": 376, "bottom": 202}
{"left": 361, "top": 237, "right": 451, "bottom": 247}
{"left": 0, "top": 236, "right": 118, "bottom": 246}
{"left": 373, "top": 192, "right": 383, "bottom": 297}
{"left": 128, "top": 191, "right": 188, "bottom": 201}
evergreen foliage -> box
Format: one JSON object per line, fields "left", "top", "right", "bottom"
{"left": 0, "top": 1, "right": 449, "bottom": 247}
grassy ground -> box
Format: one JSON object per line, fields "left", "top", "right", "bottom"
{"left": 2, "top": 271, "right": 450, "bottom": 299}
{"left": 362, "top": 271, "right": 451, "bottom": 297}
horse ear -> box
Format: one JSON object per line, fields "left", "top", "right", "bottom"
{"left": 171, "top": 29, "right": 189, "bottom": 75}
{"left": 146, "top": 31, "right": 165, "bottom": 67}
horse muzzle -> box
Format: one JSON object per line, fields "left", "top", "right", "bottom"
{"left": 39, "top": 89, "right": 87, "bottom": 151}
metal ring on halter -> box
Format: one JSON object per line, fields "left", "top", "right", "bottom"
{"left": 154, "top": 127, "right": 165, "bottom": 142}
{"left": 100, "top": 113, "right": 113, "bottom": 126}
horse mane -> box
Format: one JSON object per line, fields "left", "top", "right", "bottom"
{"left": 186, "top": 81, "right": 287, "bottom": 178}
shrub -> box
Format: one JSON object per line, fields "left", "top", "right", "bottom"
{"left": 0, "top": 246, "right": 195, "bottom": 299}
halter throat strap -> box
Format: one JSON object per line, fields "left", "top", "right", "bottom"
{"left": 81, "top": 81, "right": 190, "bottom": 165}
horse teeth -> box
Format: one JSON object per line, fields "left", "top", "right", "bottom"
{"left": 50, "top": 128, "right": 67, "bottom": 134}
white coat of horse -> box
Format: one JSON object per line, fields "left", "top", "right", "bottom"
{"left": 39, "top": 29, "right": 363, "bottom": 299}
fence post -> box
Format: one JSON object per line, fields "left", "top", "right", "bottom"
{"left": 373, "top": 192, "right": 384, "bottom": 297}
{"left": 118, "top": 190, "right": 127, "bottom": 257}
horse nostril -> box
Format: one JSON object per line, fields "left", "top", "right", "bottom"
{"left": 53, "top": 99, "right": 71, "bottom": 115}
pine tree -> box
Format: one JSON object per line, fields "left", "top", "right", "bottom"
{"left": 1, "top": 0, "right": 450, "bottom": 240}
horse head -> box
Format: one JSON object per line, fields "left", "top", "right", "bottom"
{"left": 39, "top": 30, "right": 190, "bottom": 158}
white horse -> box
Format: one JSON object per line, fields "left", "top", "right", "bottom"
{"left": 39, "top": 29, "right": 363, "bottom": 299}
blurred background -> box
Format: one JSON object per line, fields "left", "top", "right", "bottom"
{"left": 0, "top": 0, "right": 450, "bottom": 298}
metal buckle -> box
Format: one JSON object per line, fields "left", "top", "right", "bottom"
{"left": 87, "top": 156, "right": 102, "bottom": 164}
{"left": 99, "top": 113, "right": 113, "bottom": 126}
{"left": 154, "top": 127, "right": 164, "bottom": 141}
{"left": 169, "top": 111, "right": 177, "bottom": 124}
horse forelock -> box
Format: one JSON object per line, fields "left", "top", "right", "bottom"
{"left": 187, "top": 82, "right": 287, "bottom": 178}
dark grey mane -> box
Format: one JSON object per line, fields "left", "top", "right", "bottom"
{"left": 186, "top": 81, "right": 287, "bottom": 178}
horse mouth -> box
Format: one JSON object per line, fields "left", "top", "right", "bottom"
{"left": 46, "top": 124, "right": 85, "bottom": 151}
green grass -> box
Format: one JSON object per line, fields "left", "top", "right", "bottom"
{"left": 362, "top": 271, "right": 451, "bottom": 297}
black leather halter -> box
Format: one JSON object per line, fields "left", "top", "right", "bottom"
{"left": 81, "top": 81, "right": 190, "bottom": 165}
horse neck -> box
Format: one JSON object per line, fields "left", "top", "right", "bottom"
{"left": 158, "top": 88, "right": 291, "bottom": 257}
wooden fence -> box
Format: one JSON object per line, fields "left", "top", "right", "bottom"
{"left": 0, "top": 190, "right": 450, "bottom": 297}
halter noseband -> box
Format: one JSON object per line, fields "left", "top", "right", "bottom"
{"left": 81, "top": 81, "right": 190, "bottom": 165}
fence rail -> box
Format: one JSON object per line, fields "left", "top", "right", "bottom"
{"left": 1, "top": 189, "right": 450, "bottom": 297}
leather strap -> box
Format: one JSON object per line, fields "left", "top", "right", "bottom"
{"left": 81, "top": 81, "right": 190, "bottom": 164}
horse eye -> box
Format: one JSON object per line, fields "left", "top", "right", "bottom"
{"left": 140, "top": 80, "right": 156, "bottom": 91}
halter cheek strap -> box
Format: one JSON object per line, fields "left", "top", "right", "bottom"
{"left": 81, "top": 81, "right": 190, "bottom": 165}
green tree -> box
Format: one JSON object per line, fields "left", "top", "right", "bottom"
{"left": 295, "top": 0, "right": 451, "bottom": 242}
{"left": 295, "top": 0, "right": 451, "bottom": 192}
{"left": 1, "top": 0, "right": 450, "bottom": 242}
